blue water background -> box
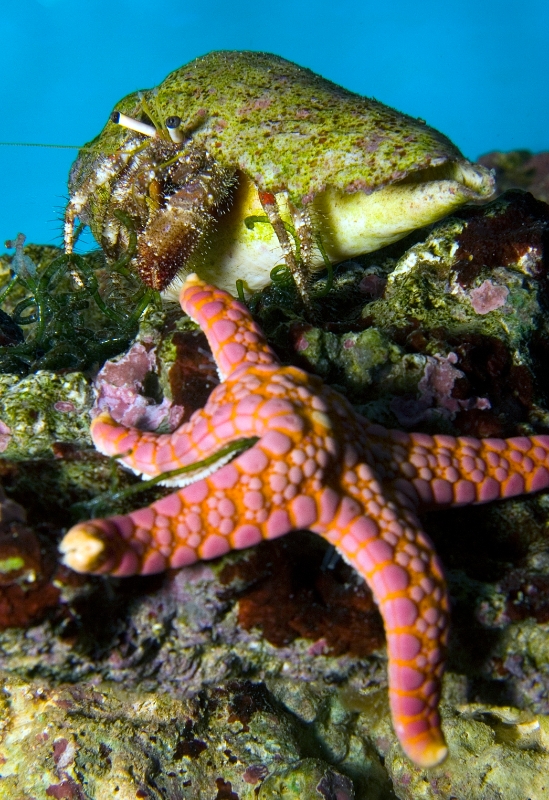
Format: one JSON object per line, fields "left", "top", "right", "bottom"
{"left": 1, "top": 0, "right": 548, "bottom": 251}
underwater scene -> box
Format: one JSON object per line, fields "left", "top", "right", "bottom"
{"left": 1, "top": 2, "right": 549, "bottom": 798}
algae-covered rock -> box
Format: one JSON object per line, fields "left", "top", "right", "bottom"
{"left": 0, "top": 672, "right": 306, "bottom": 799}
{"left": 0, "top": 371, "right": 93, "bottom": 459}
{"left": 258, "top": 758, "right": 355, "bottom": 799}
{"left": 363, "top": 191, "right": 545, "bottom": 348}
{"left": 284, "top": 190, "right": 549, "bottom": 437}
{"left": 381, "top": 702, "right": 549, "bottom": 800}
{"left": 2, "top": 669, "right": 549, "bottom": 799}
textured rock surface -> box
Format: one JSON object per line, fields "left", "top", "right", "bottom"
{"left": 265, "top": 190, "right": 549, "bottom": 441}
{"left": 2, "top": 671, "right": 549, "bottom": 799}
{"left": 0, "top": 371, "right": 92, "bottom": 460}
{"left": 0, "top": 672, "right": 332, "bottom": 799}
{"left": 479, "top": 150, "right": 549, "bottom": 205}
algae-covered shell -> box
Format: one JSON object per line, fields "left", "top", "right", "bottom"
{"left": 67, "top": 51, "right": 495, "bottom": 295}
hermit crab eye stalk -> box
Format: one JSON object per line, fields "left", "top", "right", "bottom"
{"left": 166, "top": 116, "right": 185, "bottom": 143}
{"left": 110, "top": 111, "right": 157, "bottom": 138}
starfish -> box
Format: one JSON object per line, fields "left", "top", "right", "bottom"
{"left": 60, "top": 274, "right": 549, "bottom": 769}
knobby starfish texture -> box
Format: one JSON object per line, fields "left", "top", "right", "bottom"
{"left": 61, "top": 275, "right": 549, "bottom": 768}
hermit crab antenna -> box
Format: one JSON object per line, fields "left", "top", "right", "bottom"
{"left": 110, "top": 111, "right": 156, "bottom": 138}
{"left": 165, "top": 116, "right": 184, "bottom": 143}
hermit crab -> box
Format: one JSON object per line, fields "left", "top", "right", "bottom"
{"left": 64, "top": 51, "right": 495, "bottom": 300}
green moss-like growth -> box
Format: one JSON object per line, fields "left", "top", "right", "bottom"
{"left": 0, "top": 235, "right": 155, "bottom": 375}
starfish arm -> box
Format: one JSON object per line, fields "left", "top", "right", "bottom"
{"left": 60, "top": 474, "right": 244, "bottom": 578}
{"left": 312, "top": 469, "right": 449, "bottom": 768}
{"left": 366, "top": 425, "right": 549, "bottom": 509}
{"left": 181, "top": 273, "right": 279, "bottom": 381}
{"left": 60, "top": 421, "right": 316, "bottom": 576}
{"left": 90, "top": 365, "right": 306, "bottom": 486}
{"left": 89, "top": 410, "right": 221, "bottom": 479}
{"left": 90, "top": 394, "right": 264, "bottom": 483}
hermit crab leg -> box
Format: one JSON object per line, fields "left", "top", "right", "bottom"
{"left": 258, "top": 190, "right": 310, "bottom": 303}
{"left": 290, "top": 204, "right": 315, "bottom": 273}
{"left": 64, "top": 135, "right": 143, "bottom": 254}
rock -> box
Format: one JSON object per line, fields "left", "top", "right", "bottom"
{"left": 478, "top": 150, "right": 549, "bottom": 204}
{"left": 0, "top": 672, "right": 306, "bottom": 799}
{"left": 259, "top": 759, "right": 355, "bottom": 799}
{"left": 0, "top": 371, "right": 92, "bottom": 461}
{"left": 382, "top": 700, "right": 549, "bottom": 800}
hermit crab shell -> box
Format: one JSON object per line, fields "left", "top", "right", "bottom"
{"left": 68, "top": 50, "right": 495, "bottom": 294}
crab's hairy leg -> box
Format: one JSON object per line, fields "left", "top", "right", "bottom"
{"left": 64, "top": 205, "right": 77, "bottom": 254}
{"left": 258, "top": 190, "right": 310, "bottom": 304}
{"left": 288, "top": 204, "right": 336, "bottom": 299}
{"left": 290, "top": 204, "right": 315, "bottom": 272}
{"left": 64, "top": 144, "right": 137, "bottom": 253}
{"left": 181, "top": 274, "right": 279, "bottom": 380}
{"left": 365, "top": 425, "right": 549, "bottom": 509}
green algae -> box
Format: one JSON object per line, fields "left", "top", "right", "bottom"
{"left": 0, "top": 556, "right": 25, "bottom": 574}
{"left": 0, "top": 241, "right": 151, "bottom": 376}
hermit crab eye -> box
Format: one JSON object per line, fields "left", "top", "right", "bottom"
{"left": 165, "top": 116, "right": 184, "bottom": 143}
{"left": 110, "top": 111, "right": 156, "bottom": 137}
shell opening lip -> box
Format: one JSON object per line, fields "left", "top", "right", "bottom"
{"left": 396, "top": 160, "right": 495, "bottom": 200}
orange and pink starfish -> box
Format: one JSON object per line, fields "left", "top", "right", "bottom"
{"left": 60, "top": 274, "right": 549, "bottom": 768}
